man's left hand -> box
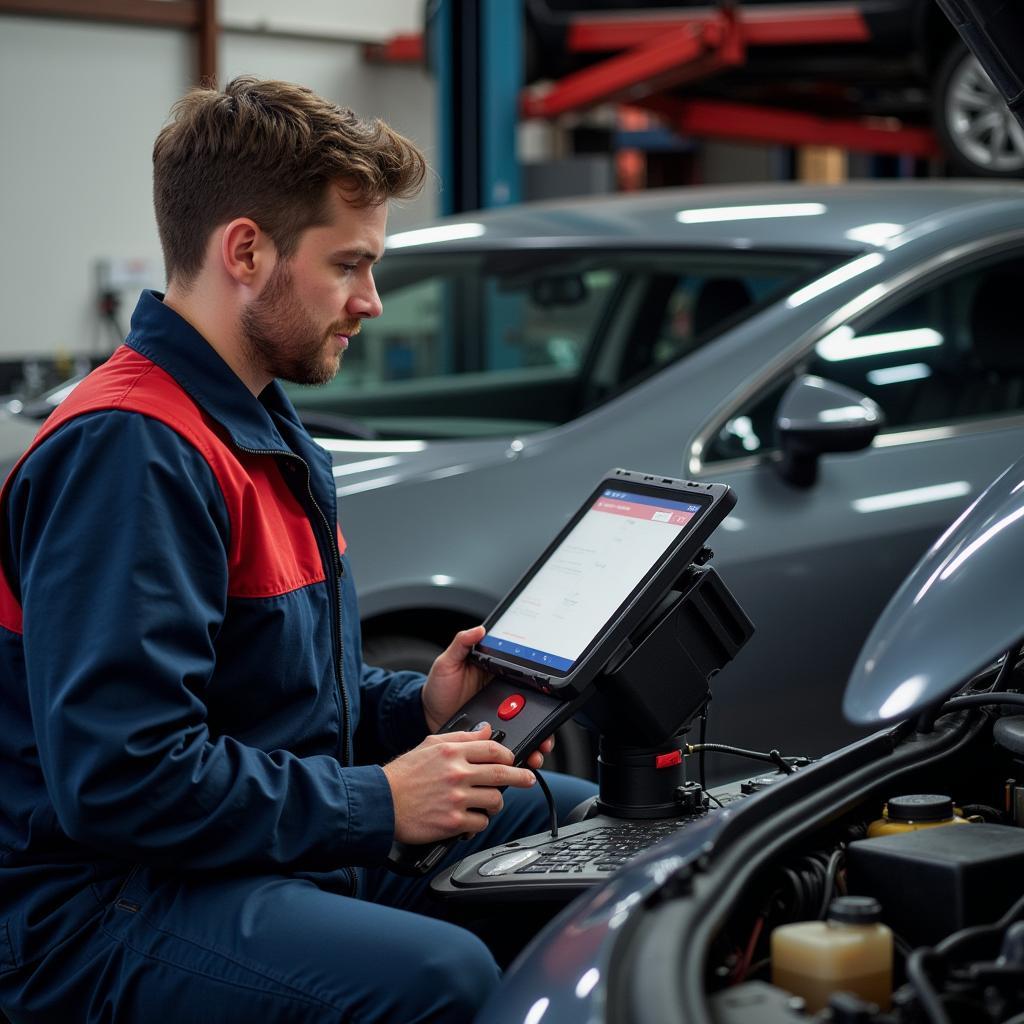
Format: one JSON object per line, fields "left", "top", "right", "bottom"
{"left": 421, "top": 626, "right": 555, "bottom": 770}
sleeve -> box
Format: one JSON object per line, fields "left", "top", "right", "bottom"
{"left": 340, "top": 558, "right": 431, "bottom": 763}
{"left": 356, "top": 661, "right": 430, "bottom": 762}
{"left": 9, "top": 411, "right": 394, "bottom": 870}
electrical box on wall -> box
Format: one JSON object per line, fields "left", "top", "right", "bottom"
{"left": 95, "top": 258, "right": 158, "bottom": 294}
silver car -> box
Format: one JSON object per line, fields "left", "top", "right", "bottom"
{"left": 286, "top": 180, "right": 1024, "bottom": 778}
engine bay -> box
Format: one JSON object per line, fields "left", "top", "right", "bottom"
{"left": 704, "top": 664, "right": 1024, "bottom": 1024}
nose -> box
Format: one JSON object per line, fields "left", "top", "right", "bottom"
{"left": 347, "top": 270, "right": 383, "bottom": 320}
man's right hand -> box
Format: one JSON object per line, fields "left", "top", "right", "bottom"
{"left": 381, "top": 724, "right": 537, "bottom": 844}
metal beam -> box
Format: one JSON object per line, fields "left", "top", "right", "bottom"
{"left": 0, "top": 0, "right": 197, "bottom": 28}
{"left": 521, "top": 13, "right": 743, "bottom": 120}
{"left": 0, "top": 0, "right": 217, "bottom": 87}
{"left": 641, "top": 97, "right": 941, "bottom": 159}
{"left": 566, "top": 5, "right": 869, "bottom": 52}
{"left": 480, "top": 0, "right": 521, "bottom": 207}
{"left": 196, "top": 0, "right": 216, "bottom": 84}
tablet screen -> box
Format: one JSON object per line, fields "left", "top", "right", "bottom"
{"left": 477, "top": 487, "right": 710, "bottom": 675}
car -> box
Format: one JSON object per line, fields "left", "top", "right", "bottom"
{"left": 285, "top": 179, "right": 1024, "bottom": 780}
{"left": 460, "top": 447, "right": 1024, "bottom": 1024}
{"left": 522, "top": 0, "right": 1024, "bottom": 177}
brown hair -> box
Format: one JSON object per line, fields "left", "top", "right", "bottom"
{"left": 153, "top": 76, "right": 427, "bottom": 285}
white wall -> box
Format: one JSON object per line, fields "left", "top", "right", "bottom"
{"left": 0, "top": 16, "right": 192, "bottom": 362}
{"left": 0, "top": 7, "right": 436, "bottom": 364}
{"left": 221, "top": 0, "right": 421, "bottom": 41}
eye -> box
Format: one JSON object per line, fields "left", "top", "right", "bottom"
{"left": 336, "top": 262, "right": 359, "bottom": 274}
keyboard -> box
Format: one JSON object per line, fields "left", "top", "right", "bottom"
{"left": 430, "top": 774, "right": 781, "bottom": 901}
{"left": 433, "top": 801, "right": 742, "bottom": 900}
{"left": 500, "top": 817, "right": 701, "bottom": 876}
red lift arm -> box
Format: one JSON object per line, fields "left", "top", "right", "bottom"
{"left": 520, "top": 3, "right": 939, "bottom": 158}
{"left": 368, "top": 4, "right": 941, "bottom": 159}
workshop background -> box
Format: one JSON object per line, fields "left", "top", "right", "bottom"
{"left": 0, "top": 0, "right": 1004, "bottom": 401}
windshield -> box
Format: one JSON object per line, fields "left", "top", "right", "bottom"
{"left": 284, "top": 248, "right": 835, "bottom": 440}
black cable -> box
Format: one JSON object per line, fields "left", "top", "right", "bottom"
{"left": 919, "top": 692, "right": 1024, "bottom": 733}
{"left": 902, "top": 879, "right": 1024, "bottom": 1021}
{"left": 959, "top": 803, "right": 1005, "bottom": 823}
{"left": 706, "top": 792, "right": 724, "bottom": 809}
{"left": 993, "top": 643, "right": 1022, "bottom": 692}
{"left": 817, "top": 848, "right": 844, "bottom": 920}
{"left": 687, "top": 742, "right": 798, "bottom": 772}
{"left": 699, "top": 706, "right": 708, "bottom": 794}
{"left": 530, "top": 768, "right": 558, "bottom": 838}
{"left": 906, "top": 949, "right": 952, "bottom": 1024}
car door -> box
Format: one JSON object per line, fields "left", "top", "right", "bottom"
{"left": 692, "top": 243, "right": 1024, "bottom": 770}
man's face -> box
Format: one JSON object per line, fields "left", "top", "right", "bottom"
{"left": 240, "top": 186, "right": 386, "bottom": 387}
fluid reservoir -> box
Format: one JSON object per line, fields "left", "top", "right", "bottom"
{"left": 867, "top": 794, "right": 970, "bottom": 838}
{"left": 771, "top": 896, "right": 893, "bottom": 1012}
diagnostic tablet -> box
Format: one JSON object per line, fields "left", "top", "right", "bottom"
{"left": 473, "top": 468, "right": 735, "bottom": 698}
{"left": 387, "top": 467, "right": 737, "bottom": 874}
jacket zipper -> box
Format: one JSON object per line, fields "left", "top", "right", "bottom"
{"left": 235, "top": 443, "right": 357, "bottom": 894}
{"left": 232, "top": 445, "right": 352, "bottom": 767}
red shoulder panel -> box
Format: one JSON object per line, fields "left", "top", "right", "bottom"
{"left": 0, "top": 346, "right": 329, "bottom": 633}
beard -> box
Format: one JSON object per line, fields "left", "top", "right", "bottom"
{"left": 240, "top": 261, "right": 358, "bottom": 387}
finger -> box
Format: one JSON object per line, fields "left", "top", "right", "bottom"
{"left": 463, "top": 762, "right": 536, "bottom": 788}
{"left": 462, "top": 740, "right": 515, "bottom": 765}
{"left": 461, "top": 809, "right": 492, "bottom": 836}
{"left": 468, "top": 790, "right": 505, "bottom": 816}
{"left": 429, "top": 725, "right": 492, "bottom": 746}
{"left": 496, "top": 765, "right": 537, "bottom": 789}
{"left": 525, "top": 750, "right": 544, "bottom": 770}
{"left": 434, "top": 625, "right": 486, "bottom": 672}
{"left": 539, "top": 736, "right": 555, "bottom": 754}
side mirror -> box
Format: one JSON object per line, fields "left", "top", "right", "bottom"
{"left": 775, "top": 375, "right": 884, "bottom": 487}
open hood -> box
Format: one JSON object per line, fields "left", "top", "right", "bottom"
{"left": 845, "top": 453, "right": 1024, "bottom": 725}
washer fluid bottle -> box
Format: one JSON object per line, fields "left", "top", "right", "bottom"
{"left": 771, "top": 896, "right": 893, "bottom": 1012}
{"left": 867, "top": 793, "right": 969, "bottom": 838}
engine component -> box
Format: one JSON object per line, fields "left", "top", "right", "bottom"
{"left": 867, "top": 793, "right": 971, "bottom": 838}
{"left": 846, "top": 822, "right": 1024, "bottom": 948}
{"left": 770, "top": 896, "right": 893, "bottom": 1012}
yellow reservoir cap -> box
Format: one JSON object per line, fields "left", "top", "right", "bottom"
{"left": 867, "top": 793, "right": 970, "bottom": 838}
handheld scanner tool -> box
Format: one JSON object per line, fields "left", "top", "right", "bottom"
{"left": 386, "top": 468, "right": 736, "bottom": 875}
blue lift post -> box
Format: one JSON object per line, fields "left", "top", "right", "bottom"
{"left": 428, "top": 0, "right": 522, "bottom": 215}
{"left": 427, "top": 0, "right": 524, "bottom": 373}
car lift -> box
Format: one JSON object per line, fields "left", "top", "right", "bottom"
{"left": 520, "top": 5, "right": 940, "bottom": 158}
{"left": 366, "top": 2, "right": 942, "bottom": 213}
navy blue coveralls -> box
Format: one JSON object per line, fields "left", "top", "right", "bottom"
{"left": 0, "top": 291, "right": 594, "bottom": 1023}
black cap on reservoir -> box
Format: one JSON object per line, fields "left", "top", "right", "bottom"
{"left": 828, "top": 896, "right": 882, "bottom": 925}
{"left": 887, "top": 794, "right": 954, "bottom": 823}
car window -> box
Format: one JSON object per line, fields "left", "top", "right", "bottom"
{"left": 709, "top": 251, "right": 1024, "bottom": 461}
{"left": 285, "top": 249, "right": 835, "bottom": 440}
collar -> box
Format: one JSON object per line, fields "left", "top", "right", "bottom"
{"left": 125, "top": 289, "right": 303, "bottom": 454}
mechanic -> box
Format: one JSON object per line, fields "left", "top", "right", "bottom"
{"left": 0, "top": 77, "right": 595, "bottom": 1023}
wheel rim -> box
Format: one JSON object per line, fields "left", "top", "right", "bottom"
{"left": 946, "top": 55, "right": 1024, "bottom": 173}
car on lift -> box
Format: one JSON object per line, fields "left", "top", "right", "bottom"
{"left": 523, "top": 0, "right": 1023, "bottom": 177}
{"left": 285, "top": 179, "right": 1024, "bottom": 779}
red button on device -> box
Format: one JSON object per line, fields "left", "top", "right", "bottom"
{"left": 497, "top": 694, "right": 526, "bottom": 721}
{"left": 655, "top": 750, "right": 683, "bottom": 769}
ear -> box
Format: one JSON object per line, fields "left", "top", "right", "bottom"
{"left": 220, "top": 218, "right": 274, "bottom": 286}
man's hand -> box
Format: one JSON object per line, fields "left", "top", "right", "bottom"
{"left": 421, "top": 625, "right": 489, "bottom": 733}
{"left": 420, "top": 626, "right": 556, "bottom": 770}
{"left": 382, "top": 725, "right": 537, "bottom": 844}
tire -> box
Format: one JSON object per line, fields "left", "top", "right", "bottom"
{"left": 361, "top": 631, "right": 598, "bottom": 779}
{"left": 362, "top": 633, "right": 443, "bottom": 674}
{"left": 933, "top": 42, "right": 1024, "bottom": 178}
